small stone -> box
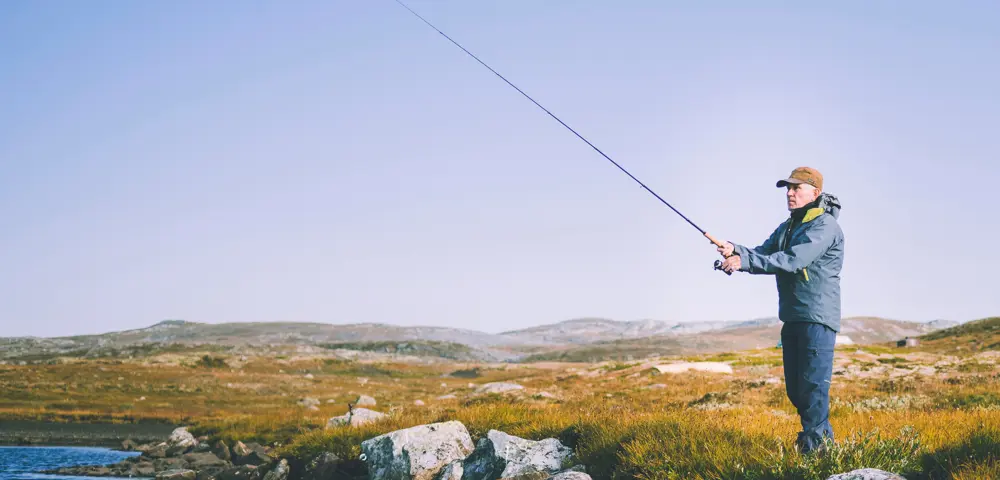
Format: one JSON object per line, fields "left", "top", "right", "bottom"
{"left": 551, "top": 472, "right": 593, "bottom": 480}
{"left": 825, "top": 468, "right": 907, "bottom": 480}
{"left": 262, "top": 459, "right": 289, "bottom": 480}
{"left": 156, "top": 469, "right": 197, "bottom": 480}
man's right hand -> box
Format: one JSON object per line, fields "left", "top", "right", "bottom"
{"left": 717, "top": 242, "right": 735, "bottom": 257}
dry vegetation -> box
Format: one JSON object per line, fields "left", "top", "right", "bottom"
{"left": 1, "top": 319, "right": 998, "bottom": 479}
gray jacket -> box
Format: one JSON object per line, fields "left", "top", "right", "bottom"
{"left": 732, "top": 194, "right": 844, "bottom": 332}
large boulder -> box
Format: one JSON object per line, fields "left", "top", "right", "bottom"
{"left": 361, "top": 420, "right": 475, "bottom": 480}
{"left": 436, "top": 460, "right": 463, "bottom": 480}
{"left": 167, "top": 427, "right": 199, "bottom": 456}
{"left": 462, "top": 430, "right": 574, "bottom": 479}
{"left": 826, "top": 469, "right": 907, "bottom": 480}
{"left": 326, "top": 407, "right": 388, "bottom": 428}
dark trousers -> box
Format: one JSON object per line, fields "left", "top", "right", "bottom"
{"left": 781, "top": 321, "right": 836, "bottom": 454}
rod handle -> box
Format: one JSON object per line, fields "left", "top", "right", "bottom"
{"left": 704, "top": 232, "right": 725, "bottom": 248}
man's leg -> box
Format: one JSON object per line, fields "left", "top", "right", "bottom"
{"left": 782, "top": 322, "right": 836, "bottom": 454}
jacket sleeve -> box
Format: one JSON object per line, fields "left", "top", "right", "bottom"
{"left": 735, "top": 217, "right": 835, "bottom": 274}
{"left": 731, "top": 223, "right": 784, "bottom": 274}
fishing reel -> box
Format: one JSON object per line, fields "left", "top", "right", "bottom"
{"left": 713, "top": 260, "right": 733, "bottom": 276}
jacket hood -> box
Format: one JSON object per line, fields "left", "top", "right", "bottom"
{"left": 791, "top": 192, "right": 841, "bottom": 220}
{"left": 817, "top": 193, "right": 841, "bottom": 219}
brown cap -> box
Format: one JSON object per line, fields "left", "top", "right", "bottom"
{"left": 776, "top": 166, "right": 823, "bottom": 190}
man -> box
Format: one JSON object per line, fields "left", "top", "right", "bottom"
{"left": 716, "top": 166, "right": 844, "bottom": 455}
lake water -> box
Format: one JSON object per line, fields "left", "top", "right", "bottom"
{"left": 0, "top": 446, "right": 144, "bottom": 480}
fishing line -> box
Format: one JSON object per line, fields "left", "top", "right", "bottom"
{"left": 393, "top": 0, "right": 728, "bottom": 250}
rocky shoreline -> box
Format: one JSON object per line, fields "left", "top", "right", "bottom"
{"left": 39, "top": 422, "right": 595, "bottom": 480}
{"left": 0, "top": 420, "right": 178, "bottom": 448}
{"left": 21, "top": 417, "right": 911, "bottom": 480}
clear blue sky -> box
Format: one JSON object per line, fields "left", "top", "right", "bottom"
{"left": 2, "top": 1, "right": 998, "bottom": 338}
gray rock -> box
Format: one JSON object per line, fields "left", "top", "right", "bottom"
{"left": 436, "top": 460, "right": 463, "bottom": 480}
{"left": 232, "top": 441, "right": 251, "bottom": 458}
{"left": 157, "top": 469, "right": 197, "bottom": 480}
{"left": 167, "top": 427, "right": 199, "bottom": 455}
{"left": 498, "top": 473, "right": 548, "bottom": 480}
{"left": 234, "top": 443, "right": 271, "bottom": 466}
{"left": 155, "top": 458, "right": 189, "bottom": 471}
{"left": 213, "top": 440, "right": 232, "bottom": 461}
{"left": 196, "top": 465, "right": 229, "bottom": 480}
{"left": 183, "top": 452, "right": 229, "bottom": 467}
{"left": 361, "top": 420, "right": 475, "bottom": 480}
{"left": 550, "top": 472, "right": 592, "bottom": 480}
{"left": 193, "top": 442, "right": 212, "bottom": 453}
{"left": 217, "top": 465, "right": 262, "bottom": 480}
{"left": 136, "top": 463, "right": 157, "bottom": 477}
{"left": 826, "top": 469, "right": 907, "bottom": 480}
{"left": 462, "top": 430, "right": 574, "bottom": 479}
{"left": 143, "top": 442, "right": 169, "bottom": 458}
{"left": 356, "top": 394, "right": 377, "bottom": 406}
{"left": 303, "top": 452, "right": 341, "bottom": 480}
{"left": 475, "top": 383, "right": 524, "bottom": 394}
{"left": 326, "top": 407, "right": 387, "bottom": 428}
{"left": 262, "top": 459, "right": 290, "bottom": 480}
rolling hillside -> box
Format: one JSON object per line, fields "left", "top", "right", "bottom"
{"left": 0, "top": 316, "right": 970, "bottom": 363}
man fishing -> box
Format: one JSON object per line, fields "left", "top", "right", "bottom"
{"left": 395, "top": 1, "right": 848, "bottom": 454}
{"left": 716, "top": 166, "right": 844, "bottom": 455}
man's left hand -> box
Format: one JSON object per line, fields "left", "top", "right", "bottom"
{"left": 721, "top": 255, "right": 742, "bottom": 273}
{"left": 717, "top": 242, "right": 735, "bottom": 257}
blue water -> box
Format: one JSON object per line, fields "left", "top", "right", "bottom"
{"left": 0, "top": 446, "right": 144, "bottom": 480}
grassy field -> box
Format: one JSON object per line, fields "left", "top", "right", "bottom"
{"left": 1, "top": 319, "right": 998, "bottom": 479}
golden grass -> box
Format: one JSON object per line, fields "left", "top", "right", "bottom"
{"left": 2, "top": 346, "right": 999, "bottom": 479}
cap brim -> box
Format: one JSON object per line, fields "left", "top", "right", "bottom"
{"left": 776, "top": 178, "right": 805, "bottom": 188}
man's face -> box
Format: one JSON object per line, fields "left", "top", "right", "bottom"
{"left": 786, "top": 183, "right": 820, "bottom": 211}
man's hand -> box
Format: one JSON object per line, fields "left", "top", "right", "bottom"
{"left": 717, "top": 241, "right": 735, "bottom": 258}
{"left": 721, "top": 255, "right": 742, "bottom": 273}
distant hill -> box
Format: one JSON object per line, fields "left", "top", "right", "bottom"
{"left": 516, "top": 316, "right": 953, "bottom": 362}
{"left": 0, "top": 320, "right": 531, "bottom": 363}
{"left": 497, "top": 317, "right": 780, "bottom": 345}
{"left": 916, "top": 317, "right": 1000, "bottom": 352}
{"left": 0, "top": 316, "right": 975, "bottom": 363}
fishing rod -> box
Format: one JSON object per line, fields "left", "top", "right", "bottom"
{"left": 393, "top": 0, "right": 733, "bottom": 273}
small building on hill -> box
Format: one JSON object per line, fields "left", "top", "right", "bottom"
{"left": 835, "top": 335, "right": 855, "bottom": 345}
{"left": 897, "top": 337, "right": 920, "bottom": 347}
